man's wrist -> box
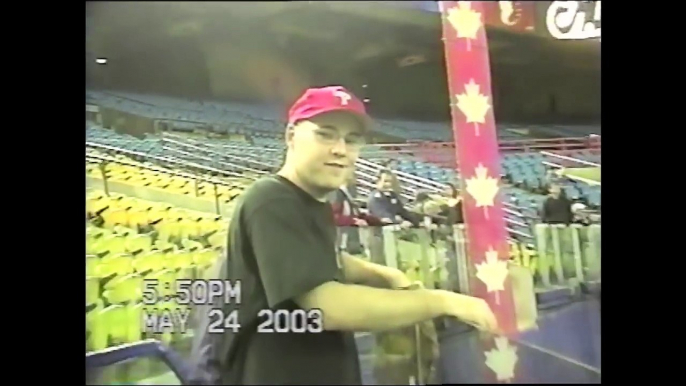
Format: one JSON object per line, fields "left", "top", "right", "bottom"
{"left": 424, "top": 289, "right": 449, "bottom": 318}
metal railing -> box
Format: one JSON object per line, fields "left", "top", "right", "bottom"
{"left": 154, "top": 134, "right": 533, "bottom": 237}
{"left": 90, "top": 138, "right": 535, "bottom": 241}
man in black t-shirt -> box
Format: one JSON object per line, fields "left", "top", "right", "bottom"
{"left": 189, "top": 86, "right": 498, "bottom": 385}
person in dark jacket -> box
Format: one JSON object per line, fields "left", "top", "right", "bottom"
{"left": 541, "top": 184, "right": 573, "bottom": 224}
{"left": 438, "top": 183, "right": 464, "bottom": 225}
{"left": 331, "top": 173, "right": 385, "bottom": 228}
{"left": 367, "top": 170, "right": 420, "bottom": 228}
{"left": 330, "top": 172, "right": 385, "bottom": 254}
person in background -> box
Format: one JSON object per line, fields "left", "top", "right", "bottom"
{"left": 368, "top": 169, "right": 420, "bottom": 228}
{"left": 330, "top": 171, "right": 386, "bottom": 255}
{"left": 413, "top": 184, "right": 463, "bottom": 292}
{"left": 331, "top": 171, "right": 385, "bottom": 228}
{"left": 379, "top": 160, "right": 402, "bottom": 197}
{"left": 437, "top": 183, "right": 464, "bottom": 225}
{"left": 540, "top": 184, "right": 573, "bottom": 224}
{"left": 366, "top": 170, "right": 420, "bottom": 267}
{"left": 412, "top": 184, "right": 464, "bottom": 226}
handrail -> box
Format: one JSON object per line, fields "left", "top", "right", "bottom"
{"left": 86, "top": 142, "right": 255, "bottom": 180}
{"left": 163, "top": 132, "right": 281, "bottom": 153}
{"left": 86, "top": 153, "right": 237, "bottom": 188}
{"left": 160, "top": 146, "right": 268, "bottom": 176}
{"left": 88, "top": 138, "right": 533, "bottom": 238}
{"left": 161, "top": 137, "right": 275, "bottom": 171}
{"left": 159, "top": 135, "right": 531, "bottom": 221}
{"left": 376, "top": 136, "right": 597, "bottom": 154}
{"left": 540, "top": 151, "right": 600, "bottom": 168}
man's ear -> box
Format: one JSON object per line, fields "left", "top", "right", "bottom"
{"left": 285, "top": 124, "right": 295, "bottom": 148}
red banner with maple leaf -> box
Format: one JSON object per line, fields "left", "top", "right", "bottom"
{"left": 439, "top": 1, "right": 520, "bottom": 381}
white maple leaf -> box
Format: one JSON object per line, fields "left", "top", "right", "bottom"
{"left": 475, "top": 247, "right": 509, "bottom": 304}
{"left": 484, "top": 337, "right": 518, "bottom": 381}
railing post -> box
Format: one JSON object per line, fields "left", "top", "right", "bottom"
{"left": 453, "top": 225, "right": 472, "bottom": 295}
{"left": 99, "top": 161, "right": 110, "bottom": 196}
{"left": 535, "top": 224, "right": 551, "bottom": 287}
{"left": 415, "top": 228, "right": 434, "bottom": 289}
{"left": 570, "top": 224, "right": 585, "bottom": 283}
{"left": 550, "top": 225, "right": 566, "bottom": 284}
{"left": 194, "top": 178, "right": 200, "bottom": 197}
{"left": 382, "top": 226, "right": 399, "bottom": 269}
{"left": 213, "top": 183, "right": 220, "bottom": 215}
{"left": 587, "top": 224, "right": 601, "bottom": 282}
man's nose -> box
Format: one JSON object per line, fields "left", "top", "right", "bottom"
{"left": 330, "top": 137, "right": 348, "bottom": 156}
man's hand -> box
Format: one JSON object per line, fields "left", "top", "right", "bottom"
{"left": 438, "top": 291, "right": 498, "bottom": 333}
{"left": 380, "top": 218, "right": 394, "bottom": 225}
{"left": 353, "top": 218, "right": 368, "bottom": 227}
{"left": 400, "top": 220, "right": 413, "bottom": 229}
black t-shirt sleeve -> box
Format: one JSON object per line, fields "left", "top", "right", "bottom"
{"left": 247, "top": 199, "right": 339, "bottom": 309}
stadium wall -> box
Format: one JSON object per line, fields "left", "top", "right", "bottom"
{"left": 201, "top": 34, "right": 312, "bottom": 106}
{"left": 497, "top": 65, "right": 600, "bottom": 121}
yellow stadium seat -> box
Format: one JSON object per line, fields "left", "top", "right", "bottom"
{"left": 207, "top": 231, "right": 227, "bottom": 249}
{"left": 153, "top": 239, "right": 177, "bottom": 252}
{"left": 156, "top": 220, "right": 183, "bottom": 242}
{"left": 178, "top": 218, "right": 200, "bottom": 239}
{"left": 112, "top": 225, "right": 136, "bottom": 237}
{"left": 125, "top": 233, "right": 153, "bottom": 254}
{"left": 86, "top": 277, "right": 100, "bottom": 305}
{"left": 86, "top": 300, "right": 106, "bottom": 351}
{"left": 126, "top": 303, "right": 143, "bottom": 343}
{"left": 89, "top": 234, "right": 127, "bottom": 257}
{"left": 103, "top": 273, "right": 144, "bottom": 304}
{"left": 132, "top": 250, "right": 168, "bottom": 274}
{"left": 95, "top": 253, "right": 134, "bottom": 278}
{"left": 127, "top": 210, "right": 149, "bottom": 228}
{"left": 86, "top": 198, "right": 109, "bottom": 218}
{"left": 168, "top": 250, "right": 195, "bottom": 273}
{"left": 193, "top": 248, "right": 219, "bottom": 268}
{"left": 86, "top": 255, "right": 101, "bottom": 304}
{"left": 181, "top": 239, "right": 203, "bottom": 252}
{"left": 102, "top": 209, "right": 130, "bottom": 229}
{"left": 86, "top": 255, "right": 100, "bottom": 277}
{"left": 100, "top": 304, "right": 128, "bottom": 346}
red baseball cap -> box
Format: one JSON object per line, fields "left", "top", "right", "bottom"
{"left": 287, "top": 86, "right": 372, "bottom": 132}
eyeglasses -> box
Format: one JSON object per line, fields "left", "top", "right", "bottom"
{"left": 312, "top": 128, "right": 366, "bottom": 148}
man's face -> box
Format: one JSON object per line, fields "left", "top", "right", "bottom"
{"left": 286, "top": 111, "right": 365, "bottom": 193}
{"left": 549, "top": 185, "right": 561, "bottom": 198}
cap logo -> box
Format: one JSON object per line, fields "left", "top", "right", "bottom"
{"left": 333, "top": 90, "right": 351, "bottom": 106}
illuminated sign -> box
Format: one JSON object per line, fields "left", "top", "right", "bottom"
{"left": 546, "top": 1, "right": 600, "bottom": 40}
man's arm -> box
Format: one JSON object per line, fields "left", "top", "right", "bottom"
{"left": 391, "top": 193, "right": 421, "bottom": 225}
{"left": 249, "top": 199, "right": 497, "bottom": 333}
{"left": 340, "top": 253, "right": 410, "bottom": 288}
{"left": 359, "top": 212, "right": 385, "bottom": 226}
{"left": 296, "top": 281, "right": 495, "bottom": 332}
